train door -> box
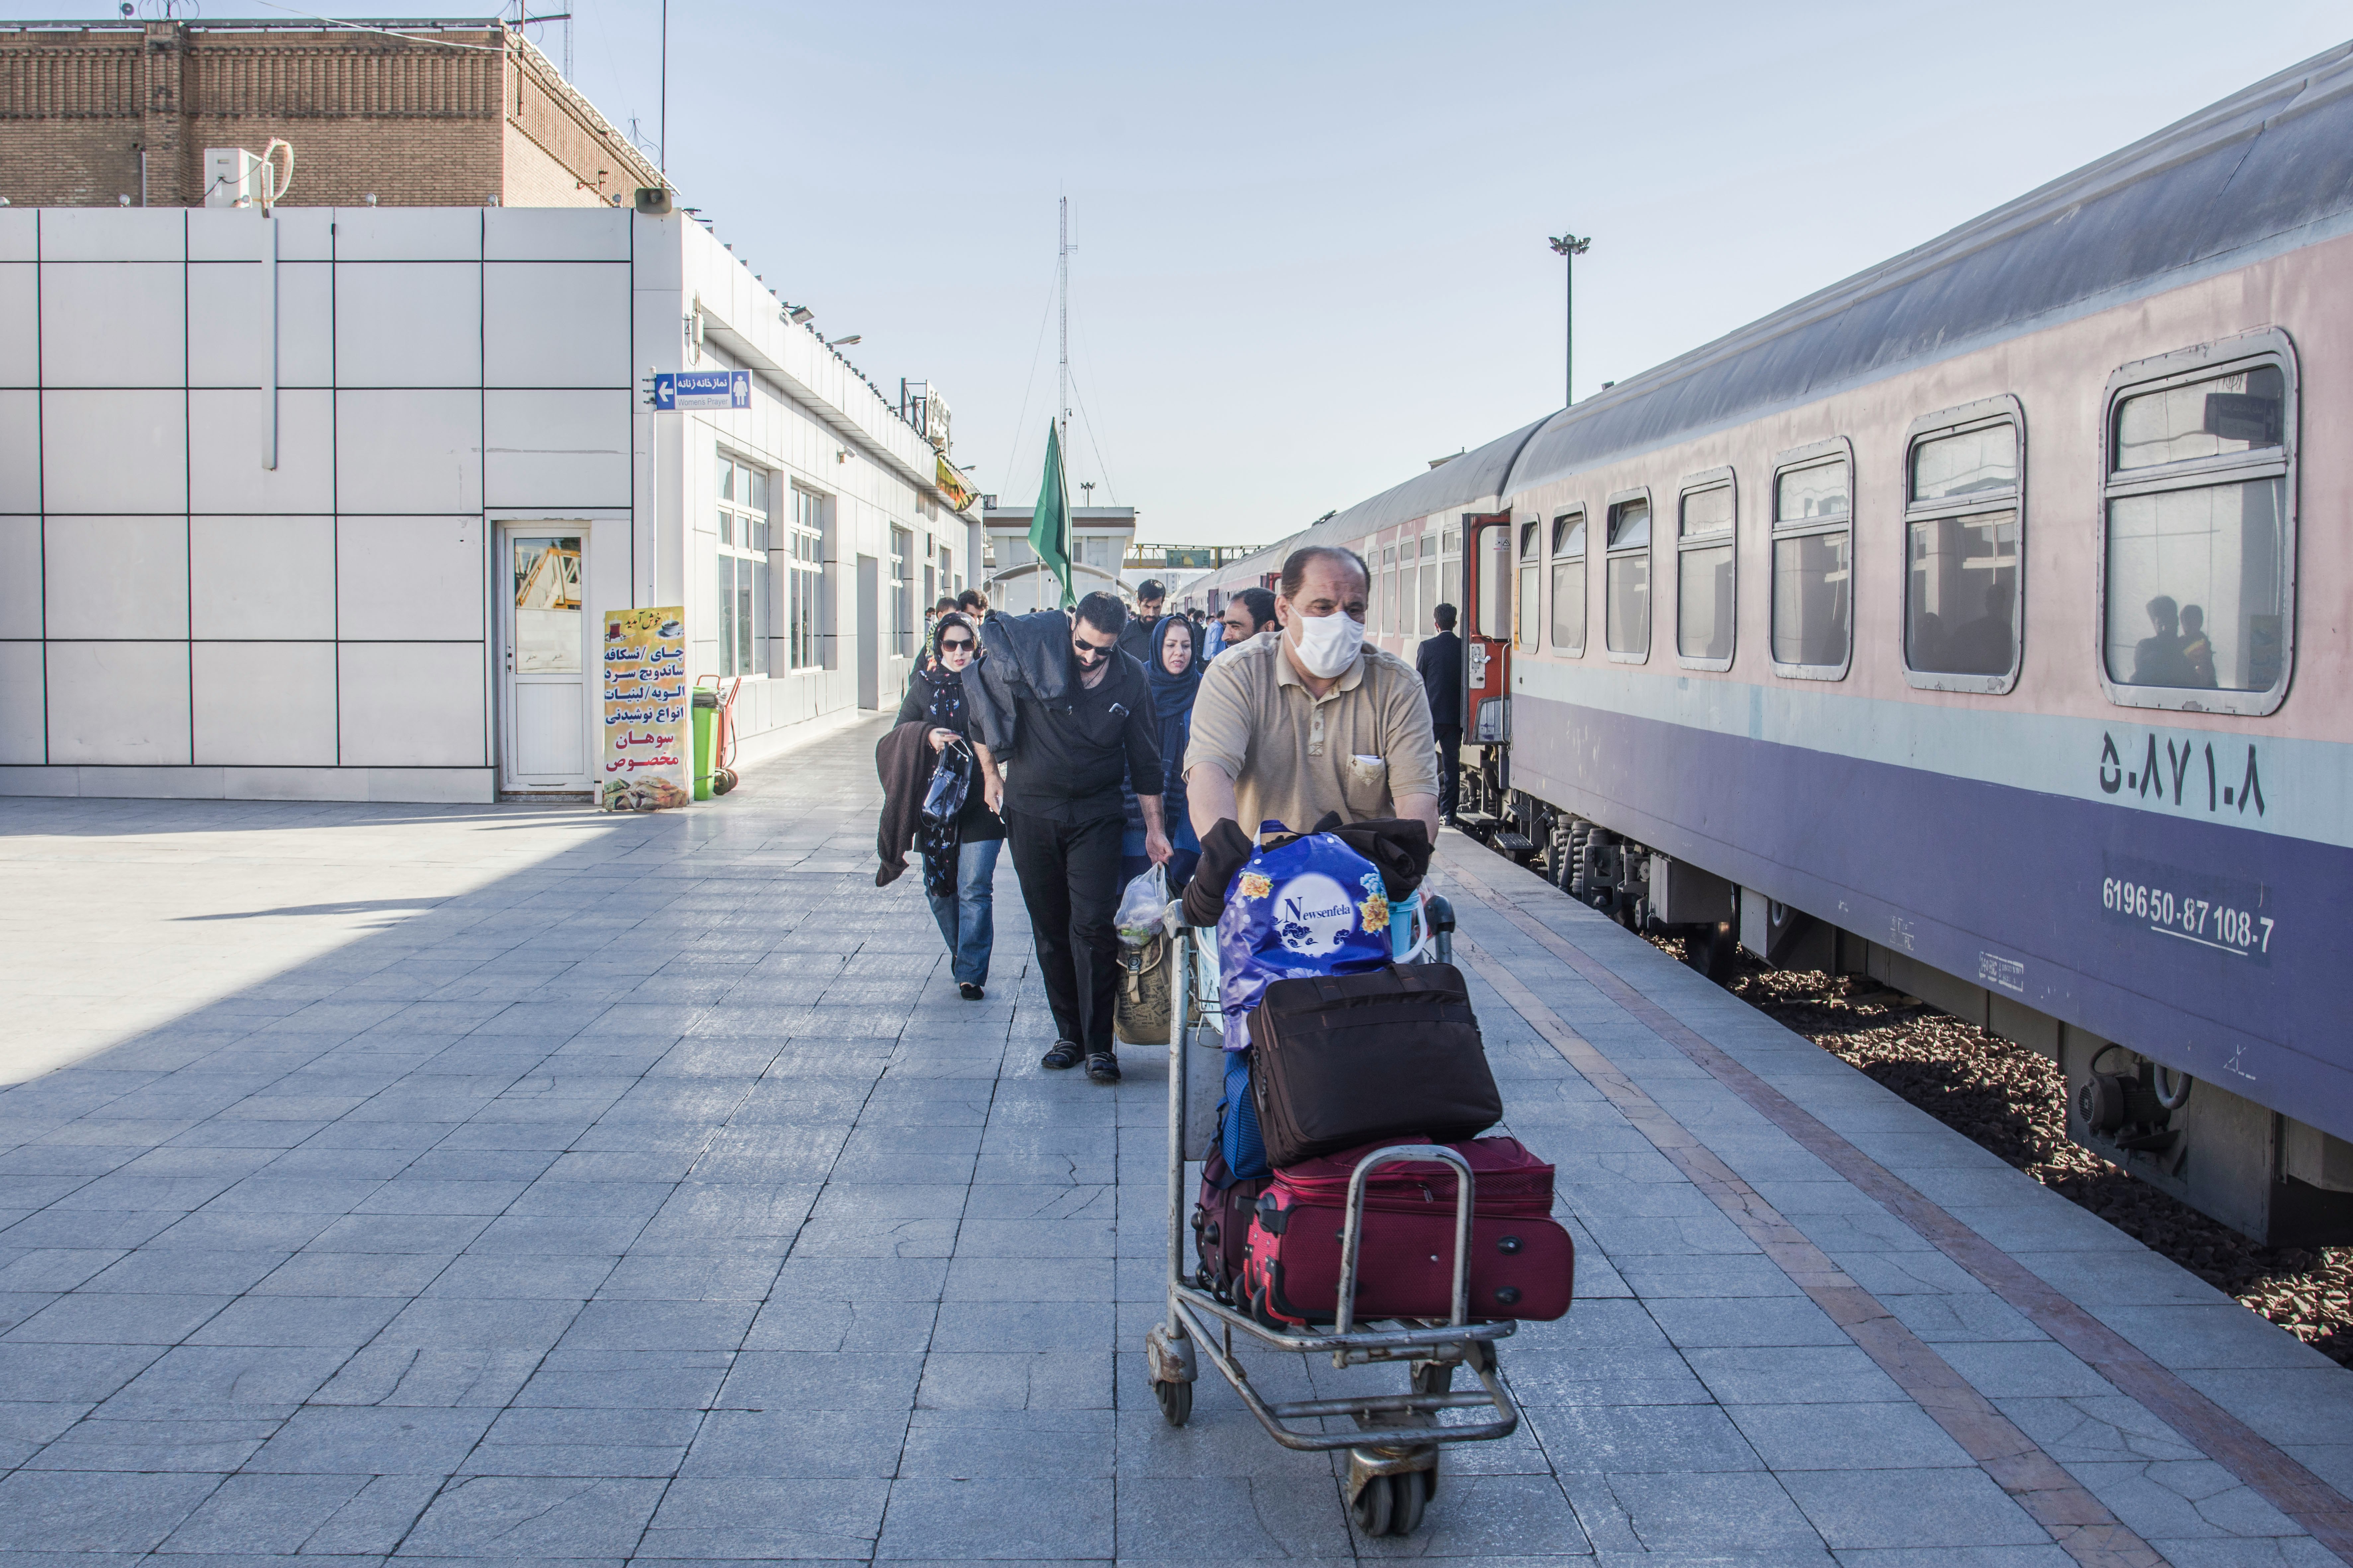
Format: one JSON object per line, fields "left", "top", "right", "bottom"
{"left": 1461, "top": 512, "right": 1513, "bottom": 744}
{"left": 1459, "top": 511, "right": 1514, "bottom": 814}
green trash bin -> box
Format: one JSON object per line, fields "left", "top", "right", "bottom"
{"left": 691, "top": 689, "right": 718, "bottom": 802}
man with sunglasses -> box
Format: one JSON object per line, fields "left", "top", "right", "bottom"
{"left": 991, "top": 591, "right": 1172, "bottom": 1083}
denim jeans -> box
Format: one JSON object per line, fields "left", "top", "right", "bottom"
{"left": 925, "top": 837, "right": 1000, "bottom": 986}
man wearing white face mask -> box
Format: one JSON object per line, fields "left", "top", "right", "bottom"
{"left": 1183, "top": 546, "right": 1440, "bottom": 848}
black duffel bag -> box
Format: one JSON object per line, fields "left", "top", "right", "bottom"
{"left": 1249, "top": 963, "right": 1502, "bottom": 1169}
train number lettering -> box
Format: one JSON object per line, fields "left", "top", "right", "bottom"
{"left": 2099, "top": 732, "right": 2266, "bottom": 817}
{"left": 2099, "top": 860, "right": 2274, "bottom": 965}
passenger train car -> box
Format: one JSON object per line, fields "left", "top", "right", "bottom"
{"left": 1191, "top": 44, "right": 2353, "bottom": 1243}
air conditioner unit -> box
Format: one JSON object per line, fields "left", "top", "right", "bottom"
{"left": 204, "top": 148, "right": 266, "bottom": 208}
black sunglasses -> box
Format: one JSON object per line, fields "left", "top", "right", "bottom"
{"left": 939, "top": 637, "right": 974, "bottom": 651}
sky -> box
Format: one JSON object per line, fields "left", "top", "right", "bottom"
{"left": 25, "top": 1, "right": 2351, "bottom": 546}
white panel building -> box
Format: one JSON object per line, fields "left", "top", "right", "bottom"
{"left": 0, "top": 204, "right": 979, "bottom": 802}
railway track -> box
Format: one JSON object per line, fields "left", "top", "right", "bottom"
{"left": 1664, "top": 936, "right": 2353, "bottom": 1367}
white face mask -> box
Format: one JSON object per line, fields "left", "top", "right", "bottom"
{"left": 1289, "top": 608, "right": 1366, "bottom": 678}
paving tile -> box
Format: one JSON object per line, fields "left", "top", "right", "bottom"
{"left": 876, "top": 1476, "right": 1111, "bottom": 1559}
{"left": 0, "top": 1466, "right": 224, "bottom": 1550}
{"left": 1523, "top": 1400, "right": 1763, "bottom": 1472}
{"left": 1780, "top": 1466, "right": 2047, "bottom": 1549}
{"left": 1726, "top": 1400, "right": 1975, "bottom": 1470}
{"left": 682, "top": 1407, "right": 910, "bottom": 1480}
{"left": 185, "top": 1294, "right": 406, "bottom": 1349}
{"left": 3, "top": 1289, "right": 229, "bottom": 1344}
{"left": 642, "top": 1476, "right": 890, "bottom": 1559}
{"left": 399, "top": 1474, "right": 668, "bottom": 1555}
{"left": 1589, "top": 1468, "right": 1823, "bottom": 1552}
{"left": 105, "top": 1344, "right": 349, "bottom": 1412}
{"left": 244, "top": 1407, "right": 497, "bottom": 1474}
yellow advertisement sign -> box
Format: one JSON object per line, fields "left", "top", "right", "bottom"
{"left": 936, "top": 454, "right": 976, "bottom": 512}
{"left": 600, "top": 606, "right": 691, "bottom": 811}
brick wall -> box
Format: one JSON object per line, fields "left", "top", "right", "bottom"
{"left": 0, "top": 20, "right": 653, "bottom": 209}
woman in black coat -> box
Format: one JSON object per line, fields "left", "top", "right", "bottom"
{"left": 896, "top": 613, "right": 1004, "bottom": 1000}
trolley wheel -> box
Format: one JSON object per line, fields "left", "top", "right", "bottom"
{"left": 1152, "top": 1376, "right": 1192, "bottom": 1428}
{"left": 1393, "top": 1468, "right": 1429, "bottom": 1535}
{"left": 1351, "top": 1474, "right": 1394, "bottom": 1537}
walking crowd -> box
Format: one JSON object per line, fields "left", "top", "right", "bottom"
{"left": 877, "top": 549, "right": 1464, "bottom": 1083}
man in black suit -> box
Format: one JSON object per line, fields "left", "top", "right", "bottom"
{"left": 1416, "top": 603, "right": 1465, "bottom": 825}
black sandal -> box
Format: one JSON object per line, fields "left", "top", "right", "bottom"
{"left": 1085, "top": 1052, "right": 1122, "bottom": 1084}
{"left": 959, "top": 982, "right": 985, "bottom": 1001}
{"left": 1041, "top": 1040, "right": 1084, "bottom": 1070}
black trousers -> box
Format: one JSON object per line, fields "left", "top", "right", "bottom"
{"left": 1004, "top": 808, "right": 1125, "bottom": 1055}
{"left": 1434, "top": 724, "right": 1464, "bottom": 820}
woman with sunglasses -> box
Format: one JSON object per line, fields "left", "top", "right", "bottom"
{"left": 896, "top": 613, "right": 1004, "bottom": 1000}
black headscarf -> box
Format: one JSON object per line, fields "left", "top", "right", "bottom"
{"left": 915, "top": 613, "right": 978, "bottom": 731}
{"left": 1147, "top": 614, "right": 1202, "bottom": 722}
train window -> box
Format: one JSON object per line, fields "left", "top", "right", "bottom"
{"left": 1442, "top": 527, "right": 1461, "bottom": 612}
{"left": 1769, "top": 440, "right": 1853, "bottom": 678}
{"left": 1516, "top": 521, "right": 1541, "bottom": 650}
{"left": 1475, "top": 523, "right": 1511, "bottom": 641}
{"left": 1417, "top": 534, "right": 1438, "bottom": 637}
{"left": 1382, "top": 545, "right": 1399, "bottom": 635}
{"left": 2100, "top": 332, "right": 2296, "bottom": 715}
{"left": 1604, "top": 490, "right": 1651, "bottom": 663}
{"left": 1550, "top": 510, "right": 1585, "bottom": 656}
{"left": 1904, "top": 398, "right": 2023, "bottom": 694}
{"left": 1675, "top": 470, "right": 1735, "bottom": 668}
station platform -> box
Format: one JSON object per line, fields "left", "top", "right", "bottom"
{"left": 1, "top": 714, "right": 2349, "bottom": 1566}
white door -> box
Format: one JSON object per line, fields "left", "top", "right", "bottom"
{"left": 501, "top": 526, "right": 591, "bottom": 791}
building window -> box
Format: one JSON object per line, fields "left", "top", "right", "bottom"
{"left": 1515, "top": 521, "right": 1541, "bottom": 650}
{"left": 1905, "top": 398, "right": 2022, "bottom": 692}
{"left": 1770, "top": 442, "right": 1852, "bottom": 677}
{"left": 1550, "top": 511, "right": 1586, "bottom": 655}
{"left": 1604, "top": 491, "right": 1651, "bottom": 661}
{"left": 891, "top": 526, "right": 914, "bottom": 657}
{"left": 2101, "top": 334, "right": 2294, "bottom": 714}
{"left": 788, "top": 484, "right": 829, "bottom": 670}
{"left": 715, "top": 454, "right": 771, "bottom": 678}
{"left": 1676, "top": 473, "right": 1734, "bottom": 667}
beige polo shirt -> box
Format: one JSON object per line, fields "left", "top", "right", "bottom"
{"left": 1185, "top": 634, "right": 1439, "bottom": 833}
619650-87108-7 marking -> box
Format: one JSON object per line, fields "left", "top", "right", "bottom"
{"left": 2101, "top": 853, "right": 2275, "bottom": 962}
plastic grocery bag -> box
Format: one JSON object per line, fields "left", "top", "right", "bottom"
{"left": 1215, "top": 821, "right": 1392, "bottom": 1051}
{"left": 1115, "top": 864, "right": 1171, "bottom": 948}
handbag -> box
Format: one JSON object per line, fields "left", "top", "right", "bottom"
{"left": 1248, "top": 962, "right": 1502, "bottom": 1169}
{"left": 919, "top": 741, "right": 972, "bottom": 900}
{"left": 921, "top": 739, "right": 972, "bottom": 826}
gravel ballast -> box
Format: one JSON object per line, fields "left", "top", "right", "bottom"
{"left": 1664, "top": 944, "right": 2353, "bottom": 1366}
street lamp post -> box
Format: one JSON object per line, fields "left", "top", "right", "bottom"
{"left": 1548, "top": 232, "right": 1591, "bottom": 407}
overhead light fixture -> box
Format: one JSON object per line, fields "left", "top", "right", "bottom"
{"left": 788, "top": 306, "right": 814, "bottom": 324}
{"left": 831, "top": 334, "right": 862, "bottom": 347}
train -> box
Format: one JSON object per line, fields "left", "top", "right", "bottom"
{"left": 1186, "top": 42, "right": 2353, "bottom": 1245}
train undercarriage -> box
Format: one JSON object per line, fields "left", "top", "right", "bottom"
{"left": 1447, "top": 748, "right": 2353, "bottom": 1249}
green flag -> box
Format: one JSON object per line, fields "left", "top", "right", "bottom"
{"left": 1029, "top": 420, "right": 1075, "bottom": 609}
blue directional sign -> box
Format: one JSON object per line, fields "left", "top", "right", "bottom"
{"left": 652, "top": 370, "right": 751, "bottom": 412}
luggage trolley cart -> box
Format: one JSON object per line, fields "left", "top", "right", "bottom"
{"left": 1142, "top": 894, "right": 1527, "bottom": 1538}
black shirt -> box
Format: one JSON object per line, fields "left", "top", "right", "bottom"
{"left": 1117, "top": 613, "right": 1162, "bottom": 664}
{"left": 1004, "top": 647, "right": 1164, "bottom": 824}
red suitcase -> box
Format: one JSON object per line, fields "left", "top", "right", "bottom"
{"left": 1243, "top": 1138, "right": 1575, "bottom": 1326}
